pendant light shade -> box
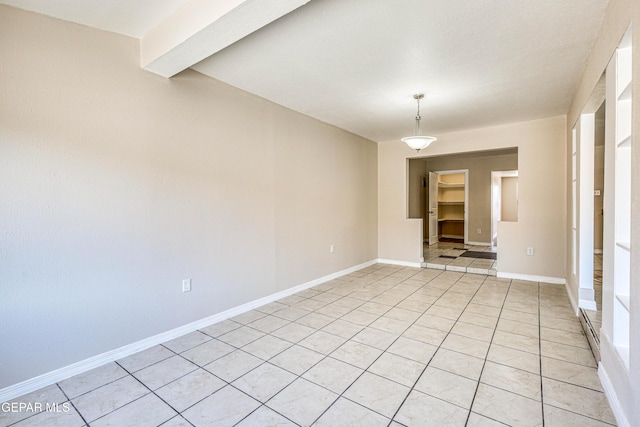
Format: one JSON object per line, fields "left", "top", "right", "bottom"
{"left": 401, "top": 93, "right": 437, "bottom": 152}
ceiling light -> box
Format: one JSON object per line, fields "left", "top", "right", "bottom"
{"left": 401, "top": 93, "right": 437, "bottom": 152}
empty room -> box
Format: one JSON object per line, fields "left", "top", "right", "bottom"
{"left": 1, "top": 0, "right": 639, "bottom": 426}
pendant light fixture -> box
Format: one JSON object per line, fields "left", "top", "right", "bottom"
{"left": 401, "top": 93, "right": 437, "bottom": 152}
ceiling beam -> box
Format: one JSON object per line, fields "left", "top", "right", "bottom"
{"left": 141, "top": 0, "right": 310, "bottom": 78}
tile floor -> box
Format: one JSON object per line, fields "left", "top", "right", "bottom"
{"left": 1, "top": 264, "right": 616, "bottom": 426}
{"left": 423, "top": 242, "right": 497, "bottom": 275}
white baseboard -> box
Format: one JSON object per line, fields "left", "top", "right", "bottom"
{"left": 599, "top": 359, "right": 630, "bottom": 427}
{"left": 0, "top": 259, "right": 377, "bottom": 403}
{"left": 466, "top": 241, "right": 491, "bottom": 246}
{"left": 376, "top": 258, "right": 422, "bottom": 268}
{"left": 565, "top": 282, "right": 580, "bottom": 315}
{"left": 496, "top": 271, "right": 566, "bottom": 285}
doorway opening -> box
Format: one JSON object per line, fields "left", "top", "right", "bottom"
{"left": 428, "top": 170, "right": 468, "bottom": 245}
{"left": 491, "top": 170, "right": 519, "bottom": 247}
{"left": 408, "top": 148, "right": 518, "bottom": 274}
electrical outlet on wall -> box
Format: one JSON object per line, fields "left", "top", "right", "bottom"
{"left": 477, "top": 228, "right": 481, "bottom": 234}
{"left": 526, "top": 247, "right": 534, "bottom": 256}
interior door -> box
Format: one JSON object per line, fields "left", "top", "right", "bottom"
{"left": 428, "top": 172, "right": 439, "bottom": 245}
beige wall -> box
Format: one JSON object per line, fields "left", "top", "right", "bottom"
{"left": 379, "top": 116, "right": 566, "bottom": 279}
{"left": 0, "top": 6, "right": 377, "bottom": 389}
{"left": 566, "top": 0, "right": 640, "bottom": 424}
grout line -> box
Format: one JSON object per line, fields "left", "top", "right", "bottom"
{"left": 463, "top": 276, "right": 513, "bottom": 426}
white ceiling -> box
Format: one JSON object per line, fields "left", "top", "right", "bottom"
{"left": 1, "top": 0, "right": 609, "bottom": 142}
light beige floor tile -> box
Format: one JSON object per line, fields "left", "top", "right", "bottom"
{"left": 117, "top": 345, "right": 174, "bottom": 373}
{"left": 539, "top": 316, "right": 583, "bottom": 334}
{"left": 499, "top": 308, "right": 539, "bottom": 326}
{"left": 302, "top": 357, "right": 363, "bottom": 394}
{"left": 472, "top": 383, "right": 542, "bottom": 427}
{"left": 451, "top": 322, "right": 495, "bottom": 343}
{"left": 231, "top": 310, "right": 267, "bottom": 325}
{"left": 217, "top": 326, "right": 265, "bottom": 347}
{"left": 133, "top": 355, "right": 197, "bottom": 390}
{"left": 272, "top": 306, "right": 312, "bottom": 321}
{"left": 343, "top": 372, "right": 410, "bottom": 418}
{"left": 270, "top": 344, "right": 324, "bottom": 375}
{"left": 402, "top": 324, "right": 448, "bottom": 346}
{"left": 395, "top": 389, "right": 469, "bottom": 426}
{"left": 441, "top": 334, "right": 490, "bottom": 359}
{"left": 163, "top": 331, "right": 212, "bottom": 354}
{"left": 497, "top": 318, "right": 539, "bottom": 338}
{"left": 247, "top": 315, "right": 290, "bottom": 333}
{"left": 464, "top": 303, "right": 501, "bottom": 318}
{"left": 255, "top": 301, "right": 289, "bottom": 315}
{"left": 396, "top": 298, "right": 432, "bottom": 312}
{"left": 240, "top": 335, "right": 292, "bottom": 360}
{"left": 480, "top": 361, "right": 541, "bottom": 400}
{"left": 90, "top": 393, "right": 176, "bottom": 427}
{"left": 430, "top": 348, "right": 485, "bottom": 380}
{"left": 299, "top": 330, "right": 347, "bottom": 354}
{"left": 368, "top": 352, "right": 425, "bottom": 387}
{"left": 295, "top": 299, "right": 327, "bottom": 312}
{"left": 541, "top": 357, "right": 602, "bottom": 391}
{"left": 9, "top": 405, "right": 84, "bottom": 427}
{"left": 487, "top": 344, "right": 540, "bottom": 374}
{"left": 271, "top": 322, "right": 316, "bottom": 343}
{"left": 267, "top": 378, "right": 338, "bottom": 426}
{"left": 314, "top": 397, "right": 389, "bottom": 427}
{"left": 414, "top": 313, "right": 456, "bottom": 331}
{"left": 540, "top": 341, "right": 596, "bottom": 367}
{"left": 387, "top": 336, "right": 437, "bottom": 364}
{"left": 415, "top": 366, "right": 477, "bottom": 409}
{"left": 316, "top": 303, "right": 352, "bottom": 318}
{"left": 155, "top": 369, "right": 225, "bottom": 412}
{"left": 180, "top": 339, "right": 235, "bottom": 366}
{"left": 311, "top": 292, "right": 343, "bottom": 303}
{"left": 368, "top": 316, "right": 411, "bottom": 334}
{"left": 426, "top": 305, "right": 464, "bottom": 320}
{"left": 232, "top": 363, "right": 296, "bottom": 402}
{"left": 235, "top": 406, "right": 297, "bottom": 427}
{"left": 467, "top": 412, "right": 508, "bottom": 426}
{"left": 58, "top": 363, "right": 128, "bottom": 399}
{"left": 199, "top": 319, "right": 241, "bottom": 337}
{"left": 458, "top": 312, "right": 498, "bottom": 329}
{"left": 182, "top": 385, "right": 260, "bottom": 427}
{"left": 321, "top": 318, "right": 363, "bottom": 338}
{"left": 358, "top": 301, "right": 393, "bottom": 316}
{"left": 543, "top": 404, "right": 614, "bottom": 427}
{"left": 540, "top": 327, "right": 589, "bottom": 349}
{"left": 330, "top": 341, "right": 383, "bottom": 370}
{"left": 542, "top": 378, "right": 616, "bottom": 424}
{"left": 0, "top": 384, "right": 69, "bottom": 426}
{"left": 295, "top": 312, "right": 334, "bottom": 329}
{"left": 72, "top": 376, "right": 148, "bottom": 422}
{"left": 333, "top": 297, "right": 365, "bottom": 310}
{"left": 351, "top": 327, "right": 397, "bottom": 350}
{"left": 385, "top": 307, "right": 422, "bottom": 322}
{"left": 492, "top": 330, "right": 540, "bottom": 354}
{"left": 502, "top": 301, "right": 538, "bottom": 315}
{"left": 203, "top": 350, "right": 262, "bottom": 382}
